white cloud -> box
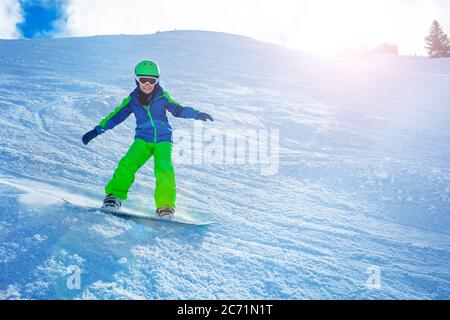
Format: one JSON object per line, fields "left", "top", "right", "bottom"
{"left": 0, "top": 0, "right": 23, "bottom": 39}
{"left": 52, "top": 0, "right": 450, "bottom": 55}
{"left": 52, "top": 0, "right": 306, "bottom": 46}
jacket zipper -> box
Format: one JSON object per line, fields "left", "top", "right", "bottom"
{"left": 144, "top": 95, "right": 164, "bottom": 143}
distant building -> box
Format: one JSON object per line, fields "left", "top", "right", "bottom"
{"left": 372, "top": 43, "right": 398, "bottom": 55}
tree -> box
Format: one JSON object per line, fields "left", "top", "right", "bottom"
{"left": 425, "top": 20, "right": 450, "bottom": 58}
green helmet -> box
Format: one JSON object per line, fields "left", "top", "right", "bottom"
{"left": 135, "top": 60, "right": 160, "bottom": 77}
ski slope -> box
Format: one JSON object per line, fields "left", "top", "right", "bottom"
{"left": 0, "top": 31, "right": 449, "bottom": 299}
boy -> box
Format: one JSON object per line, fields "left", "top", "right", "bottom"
{"left": 82, "top": 60, "right": 214, "bottom": 218}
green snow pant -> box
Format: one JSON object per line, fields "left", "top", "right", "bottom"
{"left": 105, "top": 139, "right": 176, "bottom": 209}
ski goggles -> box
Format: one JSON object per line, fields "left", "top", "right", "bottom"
{"left": 136, "top": 76, "right": 159, "bottom": 86}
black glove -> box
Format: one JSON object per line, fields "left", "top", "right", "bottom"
{"left": 82, "top": 126, "right": 105, "bottom": 145}
{"left": 195, "top": 112, "right": 214, "bottom": 122}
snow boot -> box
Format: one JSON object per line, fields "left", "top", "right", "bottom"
{"left": 102, "top": 194, "right": 122, "bottom": 211}
{"left": 156, "top": 206, "right": 175, "bottom": 219}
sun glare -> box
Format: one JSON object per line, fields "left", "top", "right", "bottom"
{"left": 288, "top": 0, "right": 426, "bottom": 55}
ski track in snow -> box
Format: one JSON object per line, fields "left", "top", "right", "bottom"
{"left": 0, "top": 31, "right": 449, "bottom": 299}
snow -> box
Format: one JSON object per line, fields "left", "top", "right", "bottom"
{"left": 0, "top": 30, "right": 450, "bottom": 299}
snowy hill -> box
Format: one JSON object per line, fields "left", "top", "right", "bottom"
{"left": 0, "top": 30, "right": 449, "bottom": 299}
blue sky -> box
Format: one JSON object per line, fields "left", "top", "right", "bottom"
{"left": 18, "top": 0, "right": 62, "bottom": 38}
{"left": 1, "top": 0, "right": 450, "bottom": 55}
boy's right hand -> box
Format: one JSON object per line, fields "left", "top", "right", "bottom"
{"left": 82, "top": 126, "right": 105, "bottom": 145}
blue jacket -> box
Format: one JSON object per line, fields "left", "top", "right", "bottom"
{"left": 98, "top": 84, "right": 200, "bottom": 143}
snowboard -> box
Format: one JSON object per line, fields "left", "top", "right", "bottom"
{"left": 62, "top": 198, "right": 214, "bottom": 226}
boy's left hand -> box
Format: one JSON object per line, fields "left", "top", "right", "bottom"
{"left": 195, "top": 112, "right": 214, "bottom": 122}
